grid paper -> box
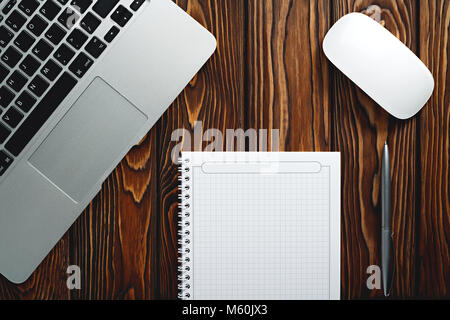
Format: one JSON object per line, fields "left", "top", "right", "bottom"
{"left": 182, "top": 152, "right": 340, "bottom": 300}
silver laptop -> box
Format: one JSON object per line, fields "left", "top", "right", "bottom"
{"left": 0, "top": 0, "right": 216, "bottom": 283}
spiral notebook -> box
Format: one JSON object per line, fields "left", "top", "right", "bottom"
{"left": 178, "top": 152, "right": 340, "bottom": 300}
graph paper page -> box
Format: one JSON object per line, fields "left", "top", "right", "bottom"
{"left": 181, "top": 152, "right": 340, "bottom": 300}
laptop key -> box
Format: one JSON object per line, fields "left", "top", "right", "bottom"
{"left": 70, "top": 0, "right": 93, "bottom": 14}
{"left": 32, "top": 39, "right": 54, "bottom": 60}
{"left": 0, "top": 150, "right": 14, "bottom": 176}
{"left": 67, "top": 28, "right": 88, "bottom": 49}
{"left": 28, "top": 74, "right": 50, "bottom": 97}
{"left": 2, "top": 0, "right": 17, "bottom": 16}
{"left": 16, "top": 90, "right": 37, "bottom": 113}
{"left": 130, "top": 0, "right": 145, "bottom": 11}
{"left": 0, "top": 150, "right": 13, "bottom": 164}
{"left": 0, "top": 26, "right": 14, "bottom": 47}
{"left": 0, "top": 123, "right": 11, "bottom": 144}
{"left": 111, "top": 5, "right": 132, "bottom": 27}
{"left": 85, "top": 36, "right": 106, "bottom": 58}
{"left": 18, "top": 0, "right": 40, "bottom": 16}
{"left": 104, "top": 25, "right": 119, "bottom": 43}
{"left": 20, "top": 54, "right": 41, "bottom": 76}
{"left": 0, "top": 86, "right": 15, "bottom": 108}
{"left": 14, "top": 30, "right": 36, "bottom": 52}
{"left": 0, "top": 63, "right": 9, "bottom": 82}
{"left": 41, "top": 59, "right": 62, "bottom": 81}
{"left": 45, "top": 23, "right": 67, "bottom": 45}
{"left": 80, "top": 12, "right": 100, "bottom": 34}
{"left": 6, "top": 10, "right": 27, "bottom": 32}
{"left": 27, "top": 15, "right": 49, "bottom": 36}
{"left": 69, "top": 52, "right": 93, "bottom": 78}
{"left": 58, "top": 7, "right": 80, "bottom": 29}
{"left": 54, "top": 43, "right": 75, "bottom": 65}
{"left": 5, "top": 72, "right": 78, "bottom": 157}
{"left": 92, "top": 0, "right": 119, "bottom": 18}
{"left": 40, "top": 0, "right": 62, "bottom": 21}
{"left": 0, "top": 164, "right": 9, "bottom": 176}
{"left": 2, "top": 46, "right": 23, "bottom": 68}
{"left": 7, "top": 70, "right": 27, "bottom": 92}
{"left": 2, "top": 107, "right": 24, "bottom": 128}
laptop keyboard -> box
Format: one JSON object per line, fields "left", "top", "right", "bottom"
{"left": 0, "top": 0, "right": 145, "bottom": 176}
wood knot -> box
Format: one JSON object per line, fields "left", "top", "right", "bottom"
{"left": 362, "top": 5, "right": 386, "bottom": 27}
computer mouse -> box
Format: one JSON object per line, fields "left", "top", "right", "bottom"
{"left": 323, "top": 13, "right": 434, "bottom": 120}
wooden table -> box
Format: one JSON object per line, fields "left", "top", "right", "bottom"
{"left": 0, "top": 0, "right": 448, "bottom": 300}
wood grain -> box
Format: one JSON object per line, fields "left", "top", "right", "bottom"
{"left": 331, "top": 0, "right": 418, "bottom": 299}
{"left": 0, "top": 0, "right": 448, "bottom": 299}
{"left": 418, "top": 0, "right": 450, "bottom": 298}
{"left": 246, "top": 0, "right": 331, "bottom": 152}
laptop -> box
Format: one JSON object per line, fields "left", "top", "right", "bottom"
{"left": 0, "top": 0, "right": 216, "bottom": 283}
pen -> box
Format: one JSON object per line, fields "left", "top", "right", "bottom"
{"left": 381, "top": 142, "right": 394, "bottom": 297}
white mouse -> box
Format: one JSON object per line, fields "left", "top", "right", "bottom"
{"left": 323, "top": 13, "right": 434, "bottom": 120}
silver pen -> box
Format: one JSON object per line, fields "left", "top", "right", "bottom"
{"left": 381, "top": 142, "right": 394, "bottom": 297}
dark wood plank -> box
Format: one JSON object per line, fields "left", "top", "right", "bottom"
{"left": 417, "top": 0, "right": 450, "bottom": 298}
{"left": 155, "top": 0, "right": 247, "bottom": 298}
{"left": 331, "top": 0, "right": 418, "bottom": 299}
{"left": 246, "top": 0, "right": 331, "bottom": 151}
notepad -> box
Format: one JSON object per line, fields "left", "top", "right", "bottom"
{"left": 178, "top": 152, "right": 340, "bottom": 300}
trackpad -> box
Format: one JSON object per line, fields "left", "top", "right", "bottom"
{"left": 30, "top": 77, "right": 147, "bottom": 203}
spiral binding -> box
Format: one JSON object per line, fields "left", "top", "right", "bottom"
{"left": 177, "top": 156, "right": 192, "bottom": 299}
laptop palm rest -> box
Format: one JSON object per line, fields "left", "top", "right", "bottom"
{"left": 29, "top": 77, "right": 147, "bottom": 203}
